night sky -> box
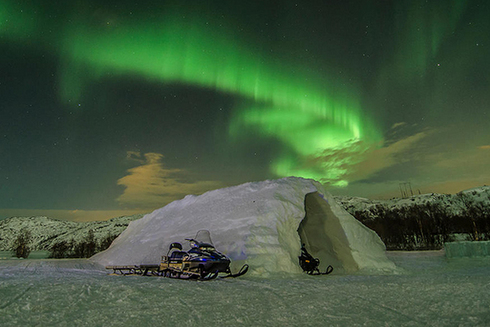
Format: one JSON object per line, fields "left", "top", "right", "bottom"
{"left": 1, "top": 0, "right": 489, "bottom": 221}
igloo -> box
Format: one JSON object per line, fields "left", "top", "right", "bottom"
{"left": 92, "top": 177, "right": 395, "bottom": 275}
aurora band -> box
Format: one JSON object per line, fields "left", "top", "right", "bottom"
{"left": 1, "top": 4, "right": 382, "bottom": 186}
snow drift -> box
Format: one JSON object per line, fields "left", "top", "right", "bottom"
{"left": 92, "top": 177, "right": 395, "bottom": 275}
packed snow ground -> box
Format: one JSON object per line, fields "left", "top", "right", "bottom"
{"left": 1, "top": 252, "right": 489, "bottom": 326}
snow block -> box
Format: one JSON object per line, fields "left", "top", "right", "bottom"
{"left": 299, "top": 192, "right": 394, "bottom": 273}
{"left": 92, "top": 177, "right": 395, "bottom": 275}
{"left": 445, "top": 241, "right": 490, "bottom": 258}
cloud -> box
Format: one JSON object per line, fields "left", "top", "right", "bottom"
{"left": 390, "top": 122, "right": 406, "bottom": 129}
{"left": 116, "top": 152, "right": 224, "bottom": 210}
{"left": 344, "top": 131, "right": 429, "bottom": 182}
{"left": 334, "top": 132, "right": 490, "bottom": 199}
{"left": 417, "top": 144, "right": 490, "bottom": 186}
{"left": 293, "top": 129, "right": 429, "bottom": 187}
{"left": 126, "top": 151, "right": 145, "bottom": 163}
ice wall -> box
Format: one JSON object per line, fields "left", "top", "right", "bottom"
{"left": 92, "top": 177, "right": 395, "bottom": 275}
{"left": 299, "top": 192, "right": 394, "bottom": 273}
{"left": 445, "top": 241, "right": 490, "bottom": 258}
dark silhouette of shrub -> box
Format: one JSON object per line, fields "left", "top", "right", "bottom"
{"left": 348, "top": 200, "right": 457, "bottom": 250}
{"left": 98, "top": 233, "right": 118, "bottom": 252}
{"left": 49, "top": 240, "right": 72, "bottom": 258}
{"left": 12, "top": 228, "right": 32, "bottom": 259}
{"left": 48, "top": 230, "right": 122, "bottom": 259}
{"left": 72, "top": 230, "right": 97, "bottom": 258}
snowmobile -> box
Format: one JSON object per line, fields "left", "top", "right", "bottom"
{"left": 298, "top": 244, "right": 333, "bottom": 275}
{"left": 160, "top": 230, "right": 248, "bottom": 280}
{"left": 107, "top": 230, "right": 248, "bottom": 280}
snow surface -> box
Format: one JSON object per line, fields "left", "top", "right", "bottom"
{"left": 1, "top": 252, "right": 489, "bottom": 326}
{"left": 92, "top": 177, "right": 395, "bottom": 275}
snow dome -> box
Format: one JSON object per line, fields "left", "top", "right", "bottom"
{"left": 92, "top": 177, "right": 395, "bottom": 275}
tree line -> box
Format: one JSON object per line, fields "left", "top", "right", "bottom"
{"left": 352, "top": 193, "right": 490, "bottom": 250}
{"left": 11, "top": 229, "right": 118, "bottom": 259}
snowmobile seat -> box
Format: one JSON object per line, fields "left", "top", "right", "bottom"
{"left": 169, "top": 251, "right": 187, "bottom": 261}
{"left": 169, "top": 242, "right": 183, "bottom": 251}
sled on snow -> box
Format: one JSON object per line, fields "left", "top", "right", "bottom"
{"left": 106, "top": 230, "right": 248, "bottom": 280}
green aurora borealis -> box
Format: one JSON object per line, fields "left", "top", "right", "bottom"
{"left": 2, "top": 1, "right": 382, "bottom": 186}
{"left": 1, "top": 0, "right": 489, "bottom": 219}
{"left": 61, "top": 13, "right": 381, "bottom": 185}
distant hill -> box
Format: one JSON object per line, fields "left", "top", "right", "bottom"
{"left": 334, "top": 186, "right": 490, "bottom": 250}
{"left": 0, "top": 214, "right": 144, "bottom": 252}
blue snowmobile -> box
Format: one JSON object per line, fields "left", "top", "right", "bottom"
{"left": 107, "top": 230, "right": 248, "bottom": 280}
{"left": 160, "top": 230, "right": 249, "bottom": 280}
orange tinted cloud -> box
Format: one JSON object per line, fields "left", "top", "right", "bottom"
{"left": 116, "top": 152, "right": 224, "bottom": 210}
{"left": 419, "top": 180, "right": 489, "bottom": 195}
{"left": 345, "top": 131, "right": 428, "bottom": 181}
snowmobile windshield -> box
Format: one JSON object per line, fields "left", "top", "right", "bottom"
{"left": 193, "top": 230, "right": 214, "bottom": 246}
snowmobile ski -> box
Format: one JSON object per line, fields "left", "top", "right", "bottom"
{"left": 221, "top": 264, "right": 249, "bottom": 278}
{"left": 306, "top": 264, "right": 333, "bottom": 275}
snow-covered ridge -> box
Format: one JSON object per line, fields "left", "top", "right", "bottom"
{"left": 0, "top": 215, "right": 144, "bottom": 251}
{"left": 334, "top": 186, "right": 490, "bottom": 219}
{"left": 333, "top": 186, "right": 490, "bottom": 250}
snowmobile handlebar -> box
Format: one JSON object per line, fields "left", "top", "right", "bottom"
{"left": 185, "top": 238, "right": 200, "bottom": 248}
